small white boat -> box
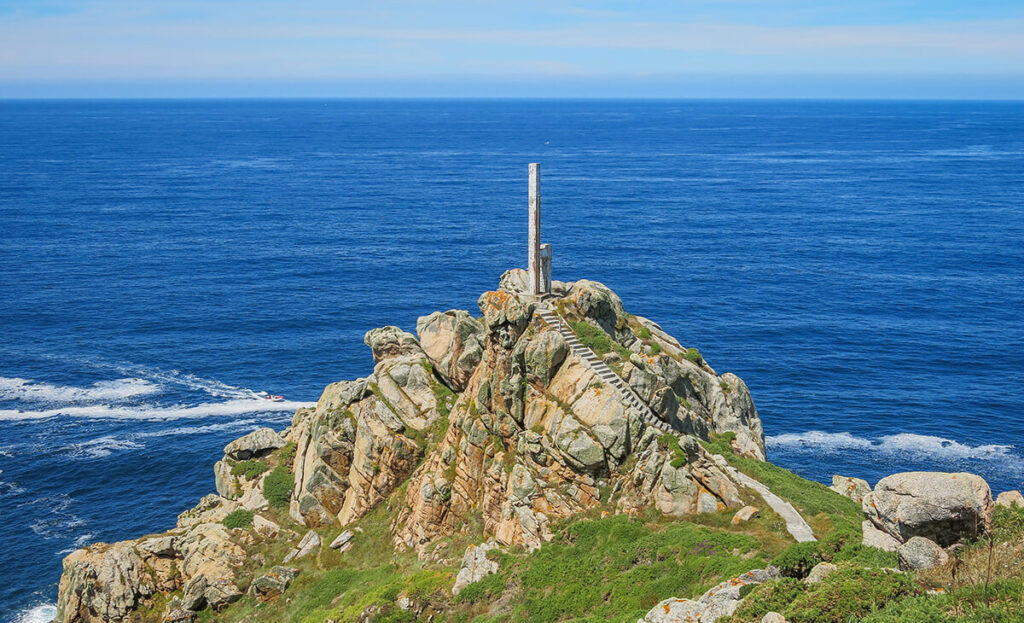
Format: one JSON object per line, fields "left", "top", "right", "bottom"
{"left": 261, "top": 394, "right": 284, "bottom": 402}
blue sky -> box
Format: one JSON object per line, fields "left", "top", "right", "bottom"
{"left": 1, "top": 1, "right": 1023, "bottom": 98}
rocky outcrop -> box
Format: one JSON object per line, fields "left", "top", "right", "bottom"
{"left": 829, "top": 475, "right": 870, "bottom": 502}
{"left": 55, "top": 272, "right": 771, "bottom": 623}
{"left": 223, "top": 427, "right": 285, "bottom": 460}
{"left": 995, "top": 490, "right": 1024, "bottom": 508}
{"left": 897, "top": 536, "right": 949, "bottom": 571}
{"left": 288, "top": 326, "right": 448, "bottom": 528}
{"left": 57, "top": 542, "right": 155, "bottom": 623}
{"left": 804, "top": 562, "right": 837, "bottom": 584}
{"left": 250, "top": 566, "right": 299, "bottom": 601}
{"left": 862, "top": 471, "right": 993, "bottom": 547}
{"left": 417, "top": 310, "right": 485, "bottom": 391}
{"left": 452, "top": 542, "right": 499, "bottom": 595}
{"left": 639, "top": 567, "right": 780, "bottom": 623}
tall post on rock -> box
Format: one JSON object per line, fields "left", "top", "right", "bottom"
{"left": 528, "top": 162, "right": 542, "bottom": 295}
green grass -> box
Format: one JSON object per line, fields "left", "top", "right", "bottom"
{"left": 635, "top": 326, "right": 652, "bottom": 339}
{"left": 723, "top": 567, "right": 920, "bottom": 623}
{"left": 703, "top": 434, "right": 861, "bottom": 533}
{"left": 685, "top": 347, "right": 703, "bottom": 364}
{"left": 222, "top": 509, "right": 255, "bottom": 530}
{"left": 649, "top": 342, "right": 662, "bottom": 355}
{"left": 505, "top": 514, "right": 767, "bottom": 623}
{"left": 277, "top": 441, "right": 297, "bottom": 470}
{"left": 263, "top": 466, "right": 294, "bottom": 511}
{"left": 570, "top": 321, "right": 615, "bottom": 357}
{"left": 230, "top": 459, "right": 269, "bottom": 479}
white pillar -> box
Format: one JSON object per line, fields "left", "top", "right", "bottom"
{"left": 528, "top": 162, "right": 541, "bottom": 295}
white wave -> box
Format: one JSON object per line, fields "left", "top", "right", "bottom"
{"left": 768, "top": 430, "right": 1016, "bottom": 461}
{"left": 11, "top": 603, "right": 57, "bottom": 623}
{"left": 134, "top": 418, "right": 262, "bottom": 438}
{"left": 61, "top": 436, "right": 144, "bottom": 458}
{"left": 21, "top": 494, "right": 85, "bottom": 539}
{"left": 0, "top": 377, "right": 161, "bottom": 404}
{"left": 114, "top": 367, "right": 264, "bottom": 400}
{"left": 0, "top": 398, "right": 313, "bottom": 421}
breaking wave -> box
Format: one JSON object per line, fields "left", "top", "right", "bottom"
{"left": 0, "top": 398, "right": 312, "bottom": 421}
{"left": 0, "top": 377, "right": 160, "bottom": 404}
{"left": 767, "top": 430, "right": 1014, "bottom": 461}
{"left": 59, "top": 436, "right": 145, "bottom": 458}
{"left": 10, "top": 603, "right": 57, "bottom": 623}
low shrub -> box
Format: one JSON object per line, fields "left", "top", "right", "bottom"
{"left": 720, "top": 578, "right": 807, "bottom": 622}
{"left": 649, "top": 342, "right": 662, "bottom": 355}
{"left": 223, "top": 509, "right": 255, "bottom": 530}
{"left": 785, "top": 567, "right": 920, "bottom": 623}
{"left": 277, "top": 441, "right": 297, "bottom": 470}
{"left": 685, "top": 347, "right": 702, "bottom": 364}
{"left": 570, "top": 321, "right": 614, "bottom": 356}
{"left": 264, "top": 465, "right": 294, "bottom": 510}
{"left": 231, "top": 459, "right": 269, "bottom": 479}
{"left": 635, "top": 326, "right": 652, "bottom": 339}
{"left": 773, "top": 541, "right": 824, "bottom": 578}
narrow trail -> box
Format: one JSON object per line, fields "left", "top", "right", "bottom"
{"left": 537, "top": 302, "right": 817, "bottom": 543}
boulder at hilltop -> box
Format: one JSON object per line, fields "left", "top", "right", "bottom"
{"left": 863, "top": 471, "right": 993, "bottom": 547}
{"left": 223, "top": 427, "right": 285, "bottom": 460}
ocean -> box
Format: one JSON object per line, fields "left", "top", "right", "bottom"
{"left": 1, "top": 99, "right": 1021, "bottom": 621}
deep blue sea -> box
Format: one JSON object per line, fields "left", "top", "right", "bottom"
{"left": 1, "top": 99, "right": 1022, "bottom": 621}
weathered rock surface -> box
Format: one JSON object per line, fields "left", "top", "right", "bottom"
{"left": 732, "top": 505, "right": 759, "bottom": 524}
{"left": 897, "top": 536, "right": 949, "bottom": 571}
{"left": 862, "top": 519, "right": 901, "bottom": 552}
{"left": 995, "top": 490, "right": 1024, "bottom": 508}
{"left": 452, "top": 542, "right": 500, "bottom": 595}
{"left": 830, "top": 475, "right": 871, "bottom": 502}
{"left": 638, "top": 567, "right": 780, "bottom": 623}
{"left": 417, "top": 310, "right": 485, "bottom": 391}
{"left": 863, "top": 471, "right": 993, "bottom": 546}
{"left": 223, "top": 427, "right": 285, "bottom": 460}
{"left": 283, "top": 530, "right": 321, "bottom": 563}
{"left": 250, "top": 566, "right": 300, "bottom": 601}
{"left": 57, "top": 542, "right": 155, "bottom": 623}
{"left": 761, "top": 613, "right": 787, "bottom": 623}
{"left": 804, "top": 562, "right": 837, "bottom": 584}
{"left": 330, "top": 529, "right": 354, "bottom": 549}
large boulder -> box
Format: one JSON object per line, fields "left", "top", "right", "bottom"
{"left": 995, "top": 490, "right": 1024, "bottom": 508}
{"left": 897, "top": 536, "right": 949, "bottom": 571}
{"left": 57, "top": 542, "right": 155, "bottom": 623}
{"left": 416, "top": 310, "right": 485, "bottom": 391}
{"left": 452, "top": 542, "right": 499, "bottom": 595}
{"left": 223, "top": 427, "right": 285, "bottom": 460}
{"left": 638, "top": 567, "right": 780, "bottom": 623}
{"left": 250, "top": 566, "right": 300, "bottom": 601}
{"left": 364, "top": 326, "right": 422, "bottom": 361}
{"left": 863, "top": 472, "right": 993, "bottom": 547}
{"left": 830, "top": 475, "right": 871, "bottom": 502}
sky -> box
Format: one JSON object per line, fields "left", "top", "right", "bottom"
{"left": 1, "top": 0, "right": 1024, "bottom": 98}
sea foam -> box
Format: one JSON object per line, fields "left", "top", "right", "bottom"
{"left": 11, "top": 603, "right": 57, "bottom": 623}
{"left": 768, "top": 430, "right": 1014, "bottom": 460}
{"left": 0, "top": 398, "right": 313, "bottom": 421}
{"left": 0, "top": 377, "right": 161, "bottom": 404}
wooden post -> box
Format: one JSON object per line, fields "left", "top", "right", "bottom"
{"left": 528, "top": 163, "right": 541, "bottom": 295}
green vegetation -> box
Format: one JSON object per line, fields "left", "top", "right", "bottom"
{"left": 649, "top": 342, "right": 662, "bottom": 355}
{"left": 222, "top": 509, "right": 255, "bottom": 530}
{"left": 703, "top": 433, "right": 862, "bottom": 531}
{"left": 277, "top": 441, "right": 297, "bottom": 470}
{"left": 635, "top": 326, "right": 652, "bottom": 339}
{"left": 570, "top": 321, "right": 615, "bottom": 356}
{"left": 230, "top": 459, "right": 269, "bottom": 479}
{"left": 686, "top": 347, "right": 703, "bottom": 364}
{"left": 723, "top": 567, "right": 919, "bottom": 623}
{"left": 263, "top": 466, "right": 294, "bottom": 511}
{"left": 487, "top": 514, "right": 767, "bottom": 623}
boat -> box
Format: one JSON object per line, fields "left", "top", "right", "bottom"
{"left": 261, "top": 394, "right": 284, "bottom": 402}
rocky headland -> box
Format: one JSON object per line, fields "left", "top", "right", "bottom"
{"left": 53, "top": 271, "right": 1024, "bottom": 623}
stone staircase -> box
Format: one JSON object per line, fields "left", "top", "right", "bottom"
{"left": 535, "top": 303, "right": 817, "bottom": 542}
{"left": 536, "top": 304, "right": 672, "bottom": 435}
{"left": 536, "top": 303, "right": 818, "bottom": 543}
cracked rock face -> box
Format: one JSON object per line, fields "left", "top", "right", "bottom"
{"left": 862, "top": 471, "right": 993, "bottom": 547}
